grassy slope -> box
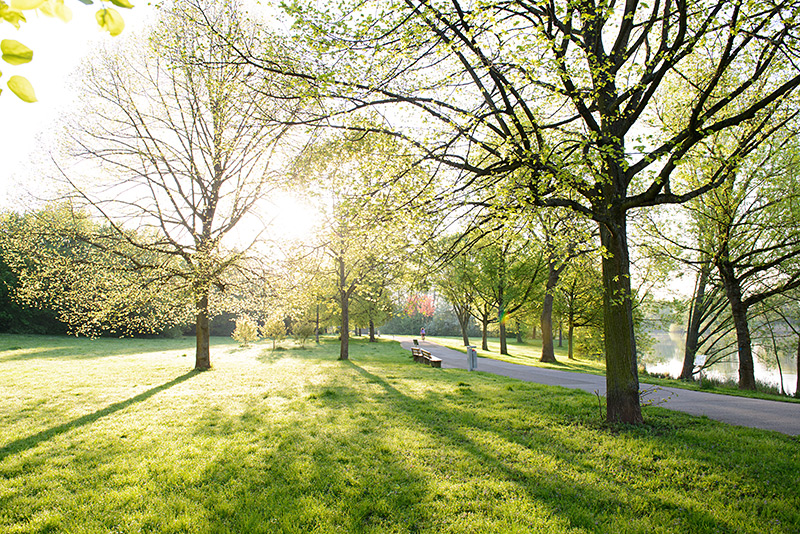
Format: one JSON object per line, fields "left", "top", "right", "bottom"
{"left": 0, "top": 334, "right": 798, "bottom": 534}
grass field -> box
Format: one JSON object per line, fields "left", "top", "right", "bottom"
{"left": 1, "top": 334, "right": 799, "bottom": 533}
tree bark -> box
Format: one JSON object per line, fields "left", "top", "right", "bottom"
{"left": 369, "top": 319, "right": 376, "bottom": 342}
{"left": 567, "top": 318, "right": 575, "bottom": 360}
{"left": 481, "top": 318, "right": 489, "bottom": 350}
{"left": 681, "top": 265, "right": 709, "bottom": 380}
{"left": 718, "top": 259, "right": 756, "bottom": 390}
{"left": 315, "top": 303, "right": 320, "bottom": 344}
{"left": 454, "top": 305, "right": 470, "bottom": 346}
{"left": 599, "top": 217, "right": 643, "bottom": 424}
{"left": 339, "top": 288, "right": 350, "bottom": 360}
{"left": 338, "top": 255, "right": 350, "bottom": 361}
{"left": 540, "top": 261, "right": 562, "bottom": 363}
{"left": 498, "top": 261, "right": 508, "bottom": 355}
{"left": 195, "top": 289, "right": 211, "bottom": 370}
{"left": 516, "top": 319, "right": 523, "bottom": 343}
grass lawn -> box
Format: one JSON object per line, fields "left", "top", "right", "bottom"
{"left": 426, "top": 335, "right": 800, "bottom": 403}
{"left": 1, "top": 334, "right": 798, "bottom": 533}
{"left": 424, "top": 336, "right": 606, "bottom": 375}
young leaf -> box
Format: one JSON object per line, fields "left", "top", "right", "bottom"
{"left": 7, "top": 75, "right": 36, "bottom": 102}
{"left": 77, "top": 0, "right": 93, "bottom": 3}
{"left": 9, "top": 0, "right": 45, "bottom": 9}
{"left": 1, "top": 39, "right": 33, "bottom": 65}
{"left": 39, "top": 0, "right": 72, "bottom": 22}
{"left": 95, "top": 7, "right": 124, "bottom": 36}
{"left": 110, "top": 0, "right": 133, "bottom": 8}
{"left": 0, "top": 4, "right": 27, "bottom": 27}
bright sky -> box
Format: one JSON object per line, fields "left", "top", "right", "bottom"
{"left": 0, "top": 3, "right": 157, "bottom": 208}
{"left": 0, "top": 2, "right": 320, "bottom": 240}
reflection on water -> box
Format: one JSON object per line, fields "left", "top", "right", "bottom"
{"left": 641, "top": 330, "right": 797, "bottom": 396}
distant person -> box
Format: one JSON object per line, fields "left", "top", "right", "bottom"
{"left": 420, "top": 327, "right": 426, "bottom": 340}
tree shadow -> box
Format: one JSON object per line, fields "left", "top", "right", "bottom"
{"left": 343, "top": 360, "right": 737, "bottom": 533}
{"left": 0, "top": 370, "right": 199, "bottom": 462}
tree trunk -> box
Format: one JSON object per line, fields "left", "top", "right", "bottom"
{"left": 315, "top": 303, "right": 320, "bottom": 344}
{"left": 681, "top": 265, "right": 709, "bottom": 380}
{"left": 369, "top": 319, "right": 376, "bottom": 342}
{"left": 599, "top": 217, "right": 643, "bottom": 424}
{"left": 558, "top": 321, "right": 562, "bottom": 347}
{"left": 567, "top": 318, "right": 575, "bottom": 360}
{"left": 195, "top": 289, "right": 211, "bottom": 370}
{"left": 455, "top": 306, "right": 470, "bottom": 346}
{"left": 481, "top": 318, "right": 489, "bottom": 350}
{"left": 498, "top": 268, "right": 508, "bottom": 355}
{"left": 338, "top": 255, "right": 350, "bottom": 361}
{"left": 540, "top": 260, "right": 562, "bottom": 363}
{"left": 718, "top": 259, "right": 756, "bottom": 390}
{"left": 516, "top": 319, "right": 523, "bottom": 343}
{"left": 532, "top": 324, "right": 537, "bottom": 339}
{"left": 339, "top": 289, "right": 350, "bottom": 360}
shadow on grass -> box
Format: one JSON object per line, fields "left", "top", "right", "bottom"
{"left": 342, "top": 360, "right": 735, "bottom": 533}
{"left": 0, "top": 370, "right": 199, "bottom": 462}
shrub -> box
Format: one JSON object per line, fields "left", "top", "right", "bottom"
{"left": 260, "top": 315, "right": 286, "bottom": 350}
{"left": 232, "top": 315, "right": 259, "bottom": 347}
{"left": 293, "top": 321, "right": 316, "bottom": 347}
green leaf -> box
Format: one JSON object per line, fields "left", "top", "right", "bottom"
{"left": 0, "top": 5, "right": 27, "bottom": 28}
{"left": 1, "top": 39, "right": 33, "bottom": 66}
{"left": 8, "top": 75, "right": 36, "bottom": 103}
{"left": 109, "top": 0, "right": 133, "bottom": 8}
{"left": 95, "top": 8, "right": 124, "bottom": 36}
{"left": 77, "top": 0, "right": 93, "bottom": 4}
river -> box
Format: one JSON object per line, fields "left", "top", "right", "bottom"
{"left": 640, "top": 330, "right": 798, "bottom": 396}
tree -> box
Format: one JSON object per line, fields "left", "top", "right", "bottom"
{"left": 535, "top": 209, "right": 595, "bottom": 363}
{"left": 52, "top": 1, "right": 298, "bottom": 369}
{"left": 704, "top": 138, "right": 800, "bottom": 390}
{"left": 232, "top": 315, "right": 259, "bottom": 347}
{"left": 558, "top": 254, "right": 604, "bottom": 361}
{"left": 432, "top": 236, "right": 479, "bottom": 346}
{"left": 295, "top": 129, "right": 431, "bottom": 360}
{"left": 1, "top": 0, "right": 133, "bottom": 102}
{"left": 0, "top": 204, "right": 185, "bottom": 337}
{"left": 260, "top": 0, "right": 800, "bottom": 422}
{"left": 473, "top": 227, "right": 544, "bottom": 356}
{"left": 261, "top": 314, "right": 286, "bottom": 350}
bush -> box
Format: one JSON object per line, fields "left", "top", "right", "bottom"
{"left": 232, "top": 315, "right": 259, "bottom": 347}
{"left": 260, "top": 315, "right": 286, "bottom": 350}
{"left": 293, "top": 321, "right": 316, "bottom": 347}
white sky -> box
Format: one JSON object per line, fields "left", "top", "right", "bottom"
{"left": 0, "top": 2, "right": 319, "bottom": 240}
{"left": 0, "top": 3, "right": 157, "bottom": 208}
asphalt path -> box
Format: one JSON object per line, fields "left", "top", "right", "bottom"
{"left": 399, "top": 337, "right": 800, "bottom": 436}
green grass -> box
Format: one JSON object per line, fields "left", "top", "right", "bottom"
{"left": 1, "top": 333, "right": 799, "bottom": 533}
{"left": 425, "top": 335, "right": 606, "bottom": 375}
{"left": 426, "top": 336, "right": 800, "bottom": 403}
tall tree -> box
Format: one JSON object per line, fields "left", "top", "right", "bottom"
{"left": 558, "top": 253, "right": 604, "bottom": 361}
{"left": 55, "top": 1, "right": 297, "bottom": 369}
{"left": 295, "top": 130, "right": 430, "bottom": 360}
{"left": 258, "top": 0, "right": 800, "bottom": 422}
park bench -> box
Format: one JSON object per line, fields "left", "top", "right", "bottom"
{"left": 410, "top": 346, "right": 442, "bottom": 368}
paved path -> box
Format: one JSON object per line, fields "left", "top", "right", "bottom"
{"left": 399, "top": 338, "right": 800, "bottom": 436}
